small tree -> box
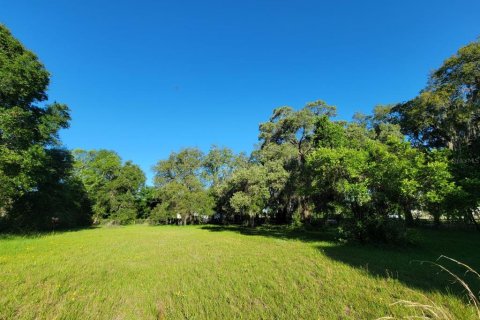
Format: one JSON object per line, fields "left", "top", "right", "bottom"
{"left": 418, "top": 151, "right": 459, "bottom": 226}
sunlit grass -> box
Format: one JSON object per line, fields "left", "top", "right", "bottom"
{"left": 0, "top": 225, "right": 478, "bottom": 319}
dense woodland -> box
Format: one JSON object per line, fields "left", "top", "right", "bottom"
{"left": 1, "top": 24, "right": 479, "bottom": 242}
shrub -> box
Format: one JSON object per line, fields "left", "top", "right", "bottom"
{"left": 338, "top": 216, "right": 408, "bottom": 244}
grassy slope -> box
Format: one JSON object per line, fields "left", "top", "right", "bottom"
{"left": 0, "top": 225, "right": 479, "bottom": 319}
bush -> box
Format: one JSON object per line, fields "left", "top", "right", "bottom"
{"left": 112, "top": 207, "right": 137, "bottom": 224}
{"left": 2, "top": 179, "right": 93, "bottom": 232}
{"left": 150, "top": 203, "right": 174, "bottom": 225}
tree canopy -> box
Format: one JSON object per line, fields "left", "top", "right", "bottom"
{"left": 0, "top": 23, "right": 478, "bottom": 240}
{"left": 0, "top": 24, "right": 90, "bottom": 230}
{"left": 72, "top": 149, "right": 145, "bottom": 224}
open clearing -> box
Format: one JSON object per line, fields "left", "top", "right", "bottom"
{"left": 0, "top": 225, "right": 479, "bottom": 319}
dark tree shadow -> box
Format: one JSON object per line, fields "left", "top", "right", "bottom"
{"left": 201, "top": 225, "right": 480, "bottom": 300}
{"left": 201, "top": 225, "right": 337, "bottom": 243}
{"left": 0, "top": 225, "right": 100, "bottom": 240}
{"left": 320, "top": 235, "right": 480, "bottom": 299}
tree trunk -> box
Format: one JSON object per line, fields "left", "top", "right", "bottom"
{"left": 405, "top": 210, "right": 414, "bottom": 227}
{"left": 433, "top": 214, "right": 440, "bottom": 228}
{"left": 277, "top": 205, "right": 288, "bottom": 224}
{"left": 468, "top": 211, "right": 480, "bottom": 231}
{"left": 249, "top": 215, "right": 255, "bottom": 228}
{"left": 298, "top": 196, "right": 311, "bottom": 223}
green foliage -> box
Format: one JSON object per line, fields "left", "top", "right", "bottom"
{"left": 313, "top": 115, "right": 347, "bottom": 148}
{"left": 73, "top": 149, "right": 145, "bottom": 224}
{"left": 213, "top": 150, "right": 290, "bottom": 226}
{"left": 149, "top": 202, "right": 173, "bottom": 224}
{"left": 228, "top": 164, "right": 270, "bottom": 226}
{"left": 258, "top": 100, "right": 336, "bottom": 162}
{"left": 153, "top": 181, "right": 213, "bottom": 225}
{"left": 5, "top": 149, "right": 92, "bottom": 230}
{"left": 338, "top": 216, "right": 408, "bottom": 244}
{"left": 257, "top": 100, "right": 337, "bottom": 222}
{"left": 0, "top": 25, "right": 90, "bottom": 230}
{"left": 154, "top": 147, "right": 204, "bottom": 189}
{"left": 202, "top": 145, "right": 247, "bottom": 187}
{"left": 0, "top": 24, "right": 49, "bottom": 108}
{"left": 1, "top": 23, "right": 477, "bottom": 237}
{"left": 136, "top": 186, "right": 158, "bottom": 219}
{"left": 393, "top": 40, "right": 480, "bottom": 150}
{"left": 307, "top": 113, "right": 460, "bottom": 242}
{"left": 393, "top": 39, "right": 480, "bottom": 221}
{"left": 152, "top": 148, "right": 217, "bottom": 224}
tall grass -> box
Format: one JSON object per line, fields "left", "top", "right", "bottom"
{"left": 381, "top": 256, "right": 480, "bottom": 319}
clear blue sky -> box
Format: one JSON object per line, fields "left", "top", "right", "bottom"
{"left": 1, "top": 0, "right": 479, "bottom": 183}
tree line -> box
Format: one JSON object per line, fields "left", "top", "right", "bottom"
{"left": 0, "top": 24, "right": 478, "bottom": 241}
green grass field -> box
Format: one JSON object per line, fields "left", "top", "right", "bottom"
{"left": 1, "top": 225, "right": 479, "bottom": 319}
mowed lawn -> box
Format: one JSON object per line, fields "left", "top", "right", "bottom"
{"left": 0, "top": 225, "right": 479, "bottom": 319}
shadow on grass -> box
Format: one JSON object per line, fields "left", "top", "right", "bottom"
{"left": 0, "top": 225, "right": 100, "bottom": 240}
{"left": 201, "top": 224, "right": 337, "bottom": 243}
{"left": 201, "top": 225, "right": 480, "bottom": 300}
